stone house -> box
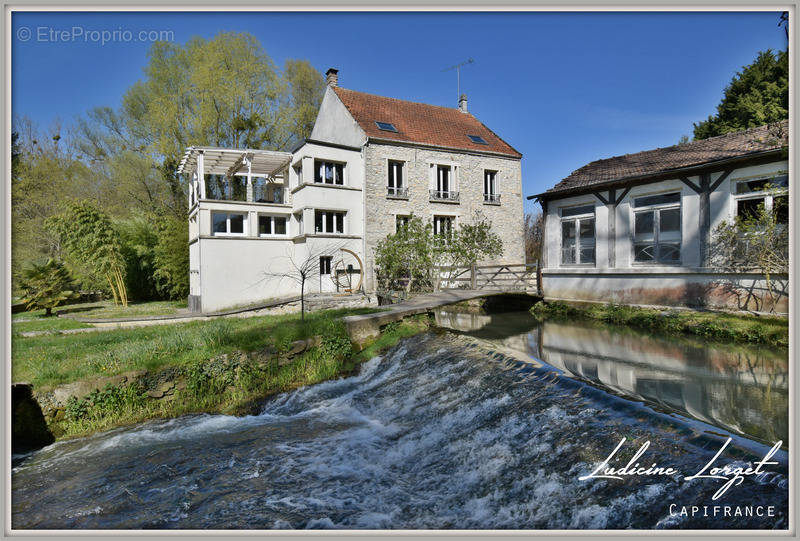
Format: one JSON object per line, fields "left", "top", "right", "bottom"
{"left": 181, "top": 68, "right": 525, "bottom": 312}
{"left": 530, "top": 121, "right": 789, "bottom": 313}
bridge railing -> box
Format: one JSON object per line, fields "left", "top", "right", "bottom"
{"left": 434, "top": 262, "right": 538, "bottom": 292}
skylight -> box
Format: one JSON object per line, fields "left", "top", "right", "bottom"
{"left": 375, "top": 121, "right": 398, "bottom": 133}
{"left": 467, "top": 135, "right": 488, "bottom": 145}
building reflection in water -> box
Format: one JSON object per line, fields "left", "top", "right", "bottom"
{"left": 433, "top": 309, "right": 788, "bottom": 445}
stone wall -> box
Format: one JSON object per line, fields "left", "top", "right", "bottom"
{"left": 362, "top": 142, "right": 525, "bottom": 290}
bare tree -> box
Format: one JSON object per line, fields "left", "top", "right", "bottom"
{"left": 524, "top": 211, "right": 544, "bottom": 264}
{"left": 263, "top": 242, "right": 347, "bottom": 321}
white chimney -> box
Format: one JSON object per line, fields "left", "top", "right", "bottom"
{"left": 326, "top": 68, "right": 339, "bottom": 88}
{"left": 458, "top": 94, "right": 468, "bottom": 113}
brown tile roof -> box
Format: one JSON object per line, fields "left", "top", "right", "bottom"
{"left": 543, "top": 120, "right": 788, "bottom": 197}
{"left": 333, "top": 87, "right": 522, "bottom": 158}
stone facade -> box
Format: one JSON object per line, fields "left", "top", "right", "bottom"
{"left": 362, "top": 142, "right": 525, "bottom": 290}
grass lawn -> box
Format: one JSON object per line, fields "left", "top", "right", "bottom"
{"left": 12, "top": 307, "right": 379, "bottom": 389}
{"left": 57, "top": 299, "right": 188, "bottom": 320}
{"left": 12, "top": 306, "right": 430, "bottom": 439}
{"left": 12, "top": 309, "right": 93, "bottom": 335}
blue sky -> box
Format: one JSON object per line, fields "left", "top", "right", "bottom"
{"left": 12, "top": 11, "right": 787, "bottom": 213}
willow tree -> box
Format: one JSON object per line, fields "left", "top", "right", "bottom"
{"left": 47, "top": 201, "right": 128, "bottom": 307}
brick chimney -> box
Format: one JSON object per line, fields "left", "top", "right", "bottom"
{"left": 458, "top": 93, "right": 468, "bottom": 113}
{"left": 326, "top": 68, "right": 339, "bottom": 88}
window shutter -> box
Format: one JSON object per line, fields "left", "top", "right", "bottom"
{"left": 429, "top": 164, "right": 436, "bottom": 191}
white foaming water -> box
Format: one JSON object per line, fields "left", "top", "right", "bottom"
{"left": 12, "top": 332, "right": 789, "bottom": 530}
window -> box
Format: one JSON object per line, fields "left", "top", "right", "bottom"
{"left": 314, "top": 160, "right": 345, "bottom": 185}
{"left": 430, "top": 164, "right": 459, "bottom": 201}
{"left": 735, "top": 174, "right": 788, "bottom": 194}
{"left": 396, "top": 215, "right": 410, "bottom": 232}
{"left": 320, "top": 256, "right": 332, "bottom": 275}
{"left": 314, "top": 210, "right": 345, "bottom": 234}
{"left": 632, "top": 192, "right": 681, "bottom": 263}
{"left": 560, "top": 205, "right": 595, "bottom": 265}
{"left": 258, "top": 215, "right": 287, "bottom": 236}
{"left": 467, "top": 134, "right": 488, "bottom": 145}
{"left": 388, "top": 160, "right": 406, "bottom": 196}
{"left": 212, "top": 212, "right": 246, "bottom": 235}
{"left": 292, "top": 163, "right": 303, "bottom": 186}
{"left": 484, "top": 170, "right": 499, "bottom": 202}
{"left": 433, "top": 215, "right": 454, "bottom": 236}
{"left": 375, "top": 121, "right": 398, "bottom": 133}
{"left": 734, "top": 175, "right": 789, "bottom": 225}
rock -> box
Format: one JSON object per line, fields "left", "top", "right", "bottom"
{"left": 53, "top": 409, "right": 65, "bottom": 422}
{"left": 174, "top": 380, "right": 187, "bottom": 392}
{"left": 12, "top": 383, "right": 55, "bottom": 453}
{"left": 147, "top": 389, "right": 164, "bottom": 399}
{"left": 157, "top": 381, "right": 175, "bottom": 394}
{"left": 287, "top": 340, "right": 308, "bottom": 357}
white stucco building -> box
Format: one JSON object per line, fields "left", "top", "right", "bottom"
{"left": 181, "top": 68, "right": 525, "bottom": 312}
{"left": 530, "top": 121, "right": 789, "bottom": 313}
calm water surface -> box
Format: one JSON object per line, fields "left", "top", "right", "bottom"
{"left": 12, "top": 312, "right": 788, "bottom": 529}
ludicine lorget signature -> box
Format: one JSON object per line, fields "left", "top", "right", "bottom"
{"left": 579, "top": 437, "right": 782, "bottom": 500}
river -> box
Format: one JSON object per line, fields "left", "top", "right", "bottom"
{"left": 11, "top": 311, "right": 788, "bottom": 529}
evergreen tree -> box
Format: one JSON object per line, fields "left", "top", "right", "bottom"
{"left": 693, "top": 49, "right": 788, "bottom": 140}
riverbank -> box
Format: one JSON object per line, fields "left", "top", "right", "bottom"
{"left": 12, "top": 308, "right": 430, "bottom": 441}
{"left": 530, "top": 301, "right": 788, "bottom": 347}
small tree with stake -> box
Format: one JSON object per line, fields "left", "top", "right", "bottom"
{"left": 18, "top": 258, "right": 79, "bottom": 316}
{"left": 263, "top": 242, "right": 347, "bottom": 322}
{"left": 710, "top": 188, "right": 788, "bottom": 312}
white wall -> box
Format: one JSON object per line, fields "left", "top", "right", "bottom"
{"left": 543, "top": 159, "right": 788, "bottom": 272}
{"left": 309, "top": 87, "right": 366, "bottom": 148}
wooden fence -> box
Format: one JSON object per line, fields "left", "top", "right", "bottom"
{"left": 434, "top": 263, "right": 538, "bottom": 293}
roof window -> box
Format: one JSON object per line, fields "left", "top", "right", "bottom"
{"left": 375, "top": 121, "right": 398, "bottom": 132}
{"left": 467, "top": 134, "right": 488, "bottom": 145}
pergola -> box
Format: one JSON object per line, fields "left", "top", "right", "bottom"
{"left": 178, "top": 146, "right": 293, "bottom": 201}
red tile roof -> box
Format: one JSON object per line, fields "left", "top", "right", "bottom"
{"left": 333, "top": 87, "right": 522, "bottom": 158}
{"left": 543, "top": 120, "right": 788, "bottom": 197}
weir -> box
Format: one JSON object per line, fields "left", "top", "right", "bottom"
{"left": 342, "top": 289, "right": 540, "bottom": 345}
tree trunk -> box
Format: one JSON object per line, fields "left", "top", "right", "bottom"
{"left": 45, "top": 307, "right": 52, "bottom": 317}
{"left": 300, "top": 276, "right": 305, "bottom": 322}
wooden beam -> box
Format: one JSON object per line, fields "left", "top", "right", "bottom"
{"left": 613, "top": 186, "right": 631, "bottom": 205}
{"left": 226, "top": 153, "right": 246, "bottom": 178}
{"left": 698, "top": 173, "right": 711, "bottom": 267}
{"left": 679, "top": 176, "right": 702, "bottom": 193}
{"left": 592, "top": 191, "right": 609, "bottom": 205}
{"left": 709, "top": 169, "right": 733, "bottom": 192}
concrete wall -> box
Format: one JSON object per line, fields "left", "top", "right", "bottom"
{"left": 540, "top": 159, "right": 788, "bottom": 311}
{"left": 542, "top": 270, "right": 788, "bottom": 313}
{"left": 362, "top": 142, "right": 525, "bottom": 290}
{"left": 309, "top": 87, "right": 366, "bottom": 148}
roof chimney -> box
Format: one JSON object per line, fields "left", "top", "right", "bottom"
{"left": 458, "top": 93, "right": 468, "bottom": 113}
{"left": 326, "top": 68, "right": 339, "bottom": 88}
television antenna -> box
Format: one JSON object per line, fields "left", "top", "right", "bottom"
{"left": 441, "top": 58, "right": 475, "bottom": 101}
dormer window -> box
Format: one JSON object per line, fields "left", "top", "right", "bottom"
{"left": 375, "top": 121, "right": 398, "bottom": 132}
{"left": 467, "top": 134, "right": 488, "bottom": 145}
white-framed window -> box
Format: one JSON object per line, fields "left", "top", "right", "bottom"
{"left": 295, "top": 212, "right": 304, "bottom": 236}
{"left": 314, "top": 210, "right": 345, "bottom": 234}
{"left": 211, "top": 212, "right": 247, "bottom": 236}
{"left": 632, "top": 192, "right": 681, "bottom": 264}
{"left": 292, "top": 163, "right": 303, "bottom": 187}
{"left": 319, "top": 256, "right": 333, "bottom": 275}
{"left": 733, "top": 174, "right": 789, "bottom": 225}
{"left": 395, "top": 215, "right": 411, "bottom": 232}
{"left": 484, "top": 170, "right": 499, "bottom": 203}
{"left": 560, "top": 204, "right": 595, "bottom": 265}
{"left": 314, "top": 160, "right": 345, "bottom": 185}
{"left": 258, "top": 214, "right": 288, "bottom": 236}
{"left": 388, "top": 160, "right": 407, "bottom": 197}
{"left": 433, "top": 215, "right": 454, "bottom": 236}
{"left": 436, "top": 165, "right": 451, "bottom": 194}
